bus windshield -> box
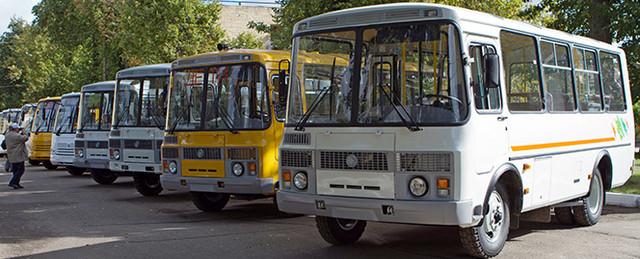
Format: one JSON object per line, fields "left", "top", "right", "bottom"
{"left": 288, "top": 22, "right": 467, "bottom": 127}
{"left": 54, "top": 96, "right": 79, "bottom": 134}
{"left": 168, "top": 63, "right": 270, "bottom": 132}
{"left": 80, "top": 91, "right": 113, "bottom": 131}
{"left": 114, "top": 77, "right": 168, "bottom": 129}
{"left": 33, "top": 101, "right": 58, "bottom": 133}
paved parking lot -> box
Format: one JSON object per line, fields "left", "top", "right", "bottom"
{"left": 1, "top": 164, "right": 639, "bottom": 258}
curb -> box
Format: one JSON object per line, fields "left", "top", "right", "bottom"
{"left": 606, "top": 192, "right": 640, "bottom": 208}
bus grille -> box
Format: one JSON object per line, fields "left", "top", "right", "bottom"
{"left": 162, "top": 148, "right": 178, "bottom": 159}
{"left": 398, "top": 152, "right": 452, "bottom": 172}
{"left": 87, "top": 141, "right": 108, "bottom": 149}
{"left": 109, "top": 139, "right": 121, "bottom": 148}
{"left": 183, "top": 148, "right": 222, "bottom": 160}
{"left": 320, "top": 151, "right": 388, "bottom": 171}
{"left": 283, "top": 133, "right": 310, "bottom": 145}
{"left": 124, "top": 139, "right": 153, "bottom": 149}
{"left": 227, "top": 148, "right": 257, "bottom": 160}
{"left": 164, "top": 135, "right": 178, "bottom": 144}
{"left": 34, "top": 145, "right": 50, "bottom": 152}
{"left": 281, "top": 150, "right": 312, "bottom": 168}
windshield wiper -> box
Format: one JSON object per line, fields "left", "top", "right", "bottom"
{"left": 295, "top": 57, "right": 337, "bottom": 131}
{"left": 168, "top": 104, "right": 191, "bottom": 134}
{"left": 209, "top": 98, "right": 238, "bottom": 134}
{"left": 375, "top": 82, "right": 422, "bottom": 132}
{"left": 113, "top": 103, "right": 132, "bottom": 129}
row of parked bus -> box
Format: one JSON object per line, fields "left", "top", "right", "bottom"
{"left": 1, "top": 4, "right": 635, "bottom": 258}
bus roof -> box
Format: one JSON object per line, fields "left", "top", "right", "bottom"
{"left": 37, "top": 96, "right": 61, "bottom": 103}
{"left": 81, "top": 81, "right": 116, "bottom": 92}
{"left": 172, "top": 49, "right": 291, "bottom": 70}
{"left": 294, "top": 3, "right": 621, "bottom": 53}
{"left": 116, "top": 63, "right": 171, "bottom": 79}
{"left": 21, "top": 103, "right": 35, "bottom": 109}
{"left": 61, "top": 92, "right": 81, "bottom": 99}
{"left": 2, "top": 108, "right": 21, "bottom": 113}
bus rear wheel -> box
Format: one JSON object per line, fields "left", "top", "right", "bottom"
{"left": 90, "top": 169, "right": 118, "bottom": 185}
{"left": 460, "top": 184, "right": 510, "bottom": 258}
{"left": 316, "top": 216, "right": 366, "bottom": 245}
{"left": 67, "top": 166, "right": 85, "bottom": 176}
{"left": 42, "top": 160, "right": 58, "bottom": 170}
{"left": 191, "top": 192, "right": 229, "bottom": 212}
{"left": 572, "top": 168, "right": 604, "bottom": 226}
{"left": 28, "top": 159, "right": 41, "bottom": 166}
{"left": 134, "top": 173, "right": 163, "bottom": 196}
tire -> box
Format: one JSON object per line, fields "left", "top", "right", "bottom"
{"left": 316, "top": 216, "right": 367, "bottom": 245}
{"left": 554, "top": 207, "right": 575, "bottom": 225}
{"left": 134, "top": 173, "right": 163, "bottom": 197}
{"left": 191, "top": 192, "right": 230, "bottom": 212}
{"left": 42, "top": 160, "right": 58, "bottom": 170}
{"left": 29, "top": 159, "right": 41, "bottom": 166}
{"left": 460, "top": 184, "right": 510, "bottom": 258}
{"left": 90, "top": 169, "right": 118, "bottom": 185}
{"left": 67, "top": 166, "right": 85, "bottom": 176}
{"left": 572, "top": 168, "right": 604, "bottom": 226}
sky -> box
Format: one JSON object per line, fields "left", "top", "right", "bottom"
{"left": 0, "top": 0, "right": 278, "bottom": 34}
{"left": 0, "top": 0, "right": 39, "bottom": 34}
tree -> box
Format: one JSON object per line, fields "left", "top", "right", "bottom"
{"left": 250, "top": 0, "right": 528, "bottom": 49}
{"left": 229, "top": 32, "right": 264, "bottom": 49}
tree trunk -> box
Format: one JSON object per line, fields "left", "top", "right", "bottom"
{"left": 588, "top": 0, "right": 613, "bottom": 43}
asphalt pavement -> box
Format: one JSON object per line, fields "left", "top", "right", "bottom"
{"left": 1, "top": 164, "right": 639, "bottom": 259}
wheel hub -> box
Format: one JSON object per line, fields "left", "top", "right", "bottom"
{"left": 483, "top": 191, "right": 504, "bottom": 241}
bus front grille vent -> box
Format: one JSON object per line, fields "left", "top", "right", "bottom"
{"left": 164, "top": 135, "right": 178, "bottom": 144}
{"left": 162, "top": 148, "right": 179, "bottom": 159}
{"left": 109, "top": 139, "right": 121, "bottom": 148}
{"left": 398, "top": 152, "right": 452, "bottom": 172}
{"left": 320, "top": 151, "right": 389, "bottom": 171}
{"left": 183, "top": 148, "right": 222, "bottom": 160}
{"left": 281, "top": 150, "right": 313, "bottom": 168}
{"left": 87, "top": 141, "right": 108, "bottom": 149}
{"left": 283, "top": 133, "right": 310, "bottom": 145}
{"left": 227, "top": 148, "right": 257, "bottom": 160}
{"left": 124, "top": 139, "right": 154, "bottom": 149}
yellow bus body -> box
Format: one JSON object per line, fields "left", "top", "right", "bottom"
{"left": 29, "top": 96, "right": 61, "bottom": 163}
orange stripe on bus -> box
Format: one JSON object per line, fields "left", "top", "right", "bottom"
{"left": 511, "top": 137, "right": 615, "bottom": 151}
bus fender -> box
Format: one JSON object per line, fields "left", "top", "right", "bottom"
{"left": 483, "top": 163, "right": 523, "bottom": 217}
{"left": 591, "top": 150, "right": 612, "bottom": 190}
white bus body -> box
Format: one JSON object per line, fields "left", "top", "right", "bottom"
{"left": 277, "top": 3, "right": 634, "bottom": 258}
{"left": 110, "top": 64, "right": 172, "bottom": 196}
{"left": 51, "top": 93, "right": 82, "bottom": 175}
{"left": 20, "top": 104, "right": 37, "bottom": 158}
{"left": 75, "top": 81, "right": 121, "bottom": 184}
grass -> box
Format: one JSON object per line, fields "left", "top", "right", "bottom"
{"left": 611, "top": 165, "right": 640, "bottom": 195}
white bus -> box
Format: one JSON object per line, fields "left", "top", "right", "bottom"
{"left": 51, "top": 92, "right": 82, "bottom": 175}
{"left": 110, "top": 64, "right": 170, "bottom": 196}
{"left": 276, "top": 3, "right": 634, "bottom": 258}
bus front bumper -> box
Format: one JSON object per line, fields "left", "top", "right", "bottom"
{"left": 160, "top": 174, "right": 189, "bottom": 192}
{"left": 110, "top": 161, "right": 161, "bottom": 174}
{"left": 74, "top": 158, "right": 110, "bottom": 170}
{"left": 51, "top": 154, "right": 74, "bottom": 166}
{"left": 186, "top": 177, "right": 274, "bottom": 195}
{"left": 277, "top": 191, "right": 477, "bottom": 226}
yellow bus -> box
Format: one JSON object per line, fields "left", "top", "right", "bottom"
{"left": 162, "top": 49, "right": 290, "bottom": 211}
{"left": 30, "top": 96, "right": 61, "bottom": 169}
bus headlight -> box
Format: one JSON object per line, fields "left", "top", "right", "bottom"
{"left": 111, "top": 149, "right": 120, "bottom": 160}
{"left": 232, "top": 162, "right": 244, "bottom": 176}
{"left": 168, "top": 161, "right": 178, "bottom": 174}
{"left": 76, "top": 148, "right": 84, "bottom": 158}
{"left": 409, "top": 176, "right": 428, "bottom": 197}
{"left": 293, "top": 171, "right": 308, "bottom": 190}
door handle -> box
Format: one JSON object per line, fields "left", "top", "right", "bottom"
{"left": 497, "top": 116, "right": 508, "bottom": 121}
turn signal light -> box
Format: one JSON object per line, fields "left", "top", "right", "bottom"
{"left": 437, "top": 178, "right": 449, "bottom": 189}
{"left": 248, "top": 162, "right": 257, "bottom": 176}
{"left": 282, "top": 170, "right": 291, "bottom": 189}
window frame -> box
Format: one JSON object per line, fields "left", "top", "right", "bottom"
{"left": 539, "top": 39, "right": 577, "bottom": 113}
{"left": 572, "top": 45, "right": 604, "bottom": 113}
{"left": 470, "top": 42, "right": 502, "bottom": 114}
{"left": 597, "top": 50, "right": 627, "bottom": 113}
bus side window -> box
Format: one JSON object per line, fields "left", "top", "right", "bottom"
{"left": 573, "top": 47, "right": 603, "bottom": 111}
{"left": 500, "top": 31, "right": 543, "bottom": 112}
{"left": 470, "top": 45, "right": 500, "bottom": 110}
{"left": 599, "top": 52, "right": 626, "bottom": 111}
{"left": 272, "top": 74, "right": 287, "bottom": 121}
{"left": 541, "top": 41, "right": 575, "bottom": 112}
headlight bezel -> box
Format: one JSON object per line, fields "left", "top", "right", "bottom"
{"left": 168, "top": 160, "right": 178, "bottom": 174}
{"left": 293, "top": 171, "right": 308, "bottom": 190}
{"left": 112, "top": 149, "right": 120, "bottom": 160}
{"left": 232, "top": 162, "right": 244, "bottom": 176}
{"left": 76, "top": 148, "right": 84, "bottom": 158}
{"left": 409, "top": 176, "right": 428, "bottom": 197}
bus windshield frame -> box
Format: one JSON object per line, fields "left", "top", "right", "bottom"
{"left": 54, "top": 96, "right": 80, "bottom": 134}
{"left": 287, "top": 20, "right": 468, "bottom": 127}
{"left": 33, "top": 101, "right": 59, "bottom": 133}
{"left": 79, "top": 91, "right": 114, "bottom": 131}
{"left": 114, "top": 77, "right": 169, "bottom": 129}
{"left": 167, "top": 62, "right": 271, "bottom": 132}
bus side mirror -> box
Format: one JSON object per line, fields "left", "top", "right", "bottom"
{"left": 278, "top": 70, "right": 288, "bottom": 109}
{"left": 484, "top": 53, "right": 500, "bottom": 89}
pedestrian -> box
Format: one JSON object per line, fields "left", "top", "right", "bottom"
{"left": 6, "top": 123, "right": 28, "bottom": 189}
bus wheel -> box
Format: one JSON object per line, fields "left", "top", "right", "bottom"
{"left": 554, "top": 207, "right": 575, "bottom": 225}
{"left": 67, "top": 166, "right": 85, "bottom": 176}
{"left": 191, "top": 192, "right": 229, "bottom": 212}
{"left": 572, "top": 168, "right": 604, "bottom": 226}
{"left": 90, "top": 169, "right": 118, "bottom": 185}
{"left": 316, "top": 216, "right": 366, "bottom": 245}
{"left": 42, "top": 161, "right": 58, "bottom": 170}
{"left": 460, "top": 184, "right": 510, "bottom": 258}
{"left": 28, "top": 159, "right": 41, "bottom": 166}
{"left": 134, "top": 173, "right": 163, "bottom": 196}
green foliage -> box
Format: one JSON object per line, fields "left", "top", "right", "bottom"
{"left": 250, "top": 0, "right": 528, "bottom": 50}
{"left": 229, "top": 32, "right": 264, "bottom": 49}
{"left": 0, "top": 0, "right": 225, "bottom": 110}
